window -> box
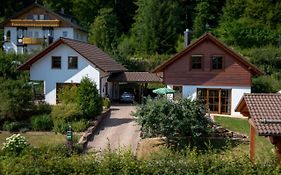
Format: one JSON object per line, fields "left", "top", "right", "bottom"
{"left": 191, "top": 55, "right": 202, "bottom": 69}
{"left": 62, "top": 31, "right": 68, "bottom": 37}
{"left": 6, "top": 30, "right": 11, "bottom": 41}
{"left": 52, "top": 56, "right": 61, "bottom": 69}
{"left": 173, "top": 86, "right": 182, "bottom": 100}
{"left": 39, "top": 14, "right": 44, "bottom": 20}
{"left": 33, "top": 14, "right": 39, "bottom": 20}
{"left": 34, "top": 31, "right": 39, "bottom": 38}
{"left": 212, "top": 56, "right": 223, "bottom": 70}
{"left": 68, "top": 56, "right": 78, "bottom": 69}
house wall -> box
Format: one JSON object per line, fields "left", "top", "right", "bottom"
{"left": 3, "top": 27, "right": 17, "bottom": 53}
{"left": 163, "top": 40, "right": 252, "bottom": 87}
{"left": 167, "top": 85, "right": 250, "bottom": 116}
{"left": 30, "top": 44, "right": 101, "bottom": 104}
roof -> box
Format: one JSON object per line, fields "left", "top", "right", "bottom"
{"left": 108, "top": 72, "right": 162, "bottom": 83}
{"left": 1, "top": 2, "right": 87, "bottom": 32}
{"left": 235, "top": 93, "right": 281, "bottom": 136}
{"left": 18, "top": 38, "right": 127, "bottom": 72}
{"left": 152, "top": 33, "right": 263, "bottom": 76}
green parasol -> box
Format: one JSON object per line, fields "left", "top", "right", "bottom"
{"left": 153, "top": 87, "right": 175, "bottom": 95}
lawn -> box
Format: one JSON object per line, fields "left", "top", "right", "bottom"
{"left": 215, "top": 116, "right": 275, "bottom": 162}
{"left": 0, "top": 131, "right": 72, "bottom": 148}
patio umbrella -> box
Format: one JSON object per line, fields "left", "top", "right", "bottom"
{"left": 153, "top": 88, "right": 175, "bottom": 95}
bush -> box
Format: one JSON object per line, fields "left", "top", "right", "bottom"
{"left": 34, "top": 103, "right": 52, "bottom": 115}
{"left": 71, "top": 119, "right": 88, "bottom": 132}
{"left": 2, "top": 134, "right": 29, "bottom": 154}
{"left": 57, "top": 85, "right": 78, "bottom": 104}
{"left": 133, "top": 97, "right": 212, "bottom": 146}
{"left": 2, "top": 121, "right": 22, "bottom": 132}
{"left": 103, "top": 98, "right": 111, "bottom": 109}
{"left": 252, "top": 76, "right": 281, "bottom": 93}
{"left": 51, "top": 103, "right": 81, "bottom": 122}
{"left": 77, "top": 77, "right": 102, "bottom": 119}
{"left": 52, "top": 119, "right": 68, "bottom": 134}
{"left": 31, "top": 114, "right": 53, "bottom": 131}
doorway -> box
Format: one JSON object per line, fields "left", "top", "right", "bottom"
{"left": 197, "top": 88, "right": 231, "bottom": 114}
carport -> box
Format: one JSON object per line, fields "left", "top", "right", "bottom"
{"left": 108, "top": 72, "right": 162, "bottom": 103}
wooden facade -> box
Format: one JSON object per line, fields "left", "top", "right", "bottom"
{"left": 163, "top": 38, "right": 253, "bottom": 86}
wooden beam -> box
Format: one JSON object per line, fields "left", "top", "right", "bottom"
{"left": 250, "top": 124, "right": 256, "bottom": 162}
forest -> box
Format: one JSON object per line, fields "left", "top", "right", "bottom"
{"left": 1, "top": 0, "right": 281, "bottom": 92}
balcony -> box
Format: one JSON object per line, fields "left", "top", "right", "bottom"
{"left": 10, "top": 19, "right": 60, "bottom": 27}
{"left": 22, "top": 37, "right": 44, "bottom": 45}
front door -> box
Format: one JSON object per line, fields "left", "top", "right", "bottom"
{"left": 197, "top": 88, "right": 231, "bottom": 114}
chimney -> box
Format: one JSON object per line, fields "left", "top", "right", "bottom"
{"left": 184, "top": 29, "right": 191, "bottom": 47}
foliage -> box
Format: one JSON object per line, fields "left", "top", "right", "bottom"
{"left": 33, "top": 103, "right": 52, "bottom": 115}
{"left": 52, "top": 119, "right": 68, "bottom": 134}
{"left": 77, "top": 77, "right": 102, "bottom": 119}
{"left": 71, "top": 119, "right": 88, "bottom": 132}
{"left": 1, "top": 134, "right": 28, "bottom": 154}
{"left": 51, "top": 103, "right": 81, "bottom": 122}
{"left": 57, "top": 85, "right": 78, "bottom": 104}
{"left": 133, "top": 97, "right": 212, "bottom": 146}
{"left": 89, "top": 8, "right": 121, "bottom": 53}
{"left": 127, "top": 0, "right": 181, "bottom": 55}
{"left": 252, "top": 76, "right": 281, "bottom": 93}
{"left": 2, "top": 121, "right": 22, "bottom": 132}
{"left": 102, "top": 98, "right": 111, "bottom": 109}
{"left": 31, "top": 114, "right": 53, "bottom": 131}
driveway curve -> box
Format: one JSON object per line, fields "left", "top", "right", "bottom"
{"left": 87, "top": 104, "right": 140, "bottom": 153}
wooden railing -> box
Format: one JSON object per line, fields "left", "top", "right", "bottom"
{"left": 10, "top": 19, "right": 60, "bottom": 27}
{"left": 22, "top": 37, "right": 44, "bottom": 45}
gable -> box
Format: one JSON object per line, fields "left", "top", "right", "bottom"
{"left": 152, "top": 33, "right": 262, "bottom": 76}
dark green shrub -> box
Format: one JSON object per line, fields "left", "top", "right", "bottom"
{"left": 102, "top": 97, "right": 111, "bottom": 109}
{"left": 2, "top": 121, "right": 22, "bottom": 132}
{"left": 71, "top": 119, "right": 88, "bottom": 132}
{"left": 77, "top": 77, "right": 102, "bottom": 119}
{"left": 31, "top": 114, "right": 53, "bottom": 131}
{"left": 34, "top": 103, "right": 52, "bottom": 115}
{"left": 57, "top": 85, "right": 78, "bottom": 104}
{"left": 252, "top": 76, "right": 281, "bottom": 93}
{"left": 133, "top": 97, "right": 212, "bottom": 146}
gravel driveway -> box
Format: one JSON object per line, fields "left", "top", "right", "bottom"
{"left": 87, "top": 104, "right": 140, "bottom": 153}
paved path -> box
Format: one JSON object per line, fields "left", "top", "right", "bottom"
{"left": 87, "top": 104, "right": 140, "bottom": 153}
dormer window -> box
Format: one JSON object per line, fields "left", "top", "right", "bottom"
{"left": 212, "top": 56, "right": 223, "bottom": 70}
{"left": 191, "top": 55, "right": 202, "bottom": 70}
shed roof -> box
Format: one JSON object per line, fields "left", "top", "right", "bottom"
{"left": 18, "top": 38, "right": 127, "bottom": 72}
{"left": 108, "top": 72, "right": 162, "bottom": 83}
{"left": 235, "top": 93, "right": 281, "bottom": 136}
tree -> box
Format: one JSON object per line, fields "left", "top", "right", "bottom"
{"left": 77, "top": 77, "right": 102, "bottom": 119}
{"left": 128, "top": 0, "right": 181, "bottom": 55}
{"left": 89, "top": 8, "right": 121, "bottom": 53}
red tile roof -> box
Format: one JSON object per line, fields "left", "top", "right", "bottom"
{"left": 108, "top": 72, "right": 162, "bottom": 83}
{"left": 152, "top": 33, "right": 263, "bottom": 76}
{"left": 18, "top": 38, "right": 127, "bottom": 72}
{"left": 236, "top": 93, "right": 281, "bottom": 136}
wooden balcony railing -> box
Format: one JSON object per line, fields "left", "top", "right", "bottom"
{"left": 22, "top": 37, "right": 44, "bottom": 45}
{"left": 10, "top": 19, "right": 60, "bottom": 27}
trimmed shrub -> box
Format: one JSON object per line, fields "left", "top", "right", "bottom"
{"left": 34, "top": 103, "right": 52, "bottom": 115}
{"left": 31, "top": 114, "right": 53, "bottom": 131}
{"left": 77, "top": 77, "right": 102, "bottom": 119}
{"left": 2, "top": 121, "right": 22, "bottom": 132}
{"left": 71, "top": 119, "right": 88, "bottom": 132}
{"left": 2, "top": 134, "right": 29, "bottom": 154}
{"left": 51, "top": 103, "right": 82, "bottom": 122}
{"left": 102, "top": 97, "right": 111, "bottom": 109}
{"left": 53, "top": 119, "right": 68, "bottom": 134}
{"left": 57, "top": 85, "right": 78, "bottom": 104}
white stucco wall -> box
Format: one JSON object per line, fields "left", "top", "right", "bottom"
{"left": 54, "top": 28, "right": 74, "bottom": 40}
{"left": 30, "top": 44, "right": 101, "bottom": 104}
{"left": 167, "top": 85, "right": 250, "bottom": 116}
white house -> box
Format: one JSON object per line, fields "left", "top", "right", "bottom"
{"left": 2, "top": 2, "right": 88, "bottom": 54}
{"left": 152, "top": 33, "right": 263, "bottom": 116}
{"left": 18, "top": 38, "right": 127, "bottom": 104}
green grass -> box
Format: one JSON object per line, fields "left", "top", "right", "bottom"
{"left": 0, "top": 131, "right": 69, "bottom": 148}
{"left": 215, "top": 116, "right": 275, "bottom": 162}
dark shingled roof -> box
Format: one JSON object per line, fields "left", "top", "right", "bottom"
{"left": 235, "top": 93, "right": 281, "bottom": 136}
{"left": 108, "top": 72, "right": 162, "bottom": 83}
{"left": 18, "top": 38, "right": 127, "bottom": 72}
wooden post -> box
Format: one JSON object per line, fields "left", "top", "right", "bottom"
{"left": 250, "top": 124, "right": 256, "bottom": 162}
{"left": 274, "top": 137, "right": 281, "bottom": 164}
